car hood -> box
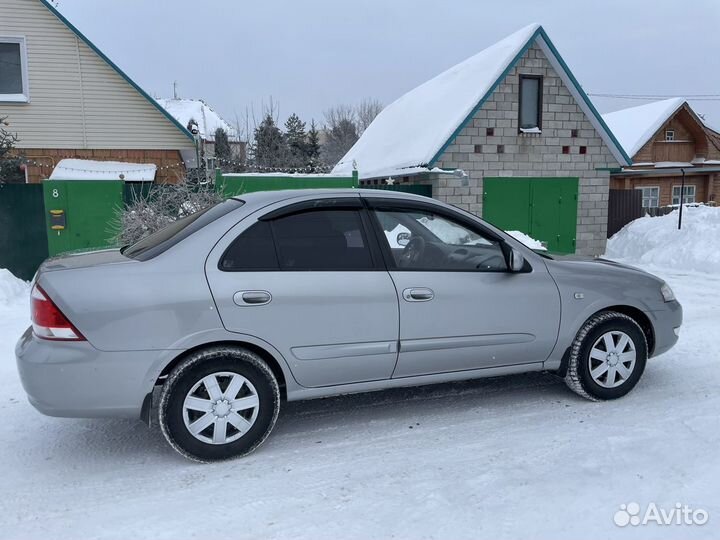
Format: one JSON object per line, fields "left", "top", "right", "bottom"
{"left": 543, "top": 253, "right": 664, "bottom": 284}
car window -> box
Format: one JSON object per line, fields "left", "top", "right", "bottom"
{"left": 123, "top": 199, "right": 243, "bottom": 261}
{"left": 220, "top": 221, "right": 279, "bottom": 271}
{"left": 373, "top": 209, "right": 507, "bottom": 272}
{"left": 271, "top": 209, "right": 374, "bottom": 270}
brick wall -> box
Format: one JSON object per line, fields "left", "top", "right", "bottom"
{"left": 20, "top": 148, "right": 187, "bottom": 184}
{"left": 422, "top": 44, "right": 621, "bottom": 255}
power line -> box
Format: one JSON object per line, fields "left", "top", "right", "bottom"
{"left": 588, "top": 92, "right": 720, "bottom": 102}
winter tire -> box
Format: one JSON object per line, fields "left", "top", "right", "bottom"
{"left": 564, "top": 311, "right": 648, "bottom": 401}
{"left": 159, "top": 346, "right": 280, "bottom": 462}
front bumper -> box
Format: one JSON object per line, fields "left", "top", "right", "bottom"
{"left": 15, "top": 327, "right": 159, "bottom": 418}
{"left": 649, "top": 300, "right": 683, "bottom": 357}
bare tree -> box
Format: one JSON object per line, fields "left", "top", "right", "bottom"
{"left": 355, "top": 98, "right": 383, "bottom": 135}
{"left": 114, "top": 180, "right": 223, "bottom": 246}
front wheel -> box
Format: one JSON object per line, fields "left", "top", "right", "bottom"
{"left": 158, "top": 346, "right": 280, "bottom": 462}
{"left": 565, "top": 311, "right": 648, "bottom": 401}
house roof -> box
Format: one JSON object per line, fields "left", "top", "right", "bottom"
{"left": 601, "top": 98, "right": 686, "bottom": 159}
{"left": 333, "top": 24, "right": 630, "bottom": 179}
{"left": 155, "top": 98, "right": 239, "bottom": 142}
{"left": 38, "top": 0, "right": 194, "bottom": 142}
{"left": 49, "top": 159, "right": 156, "bottom": 181}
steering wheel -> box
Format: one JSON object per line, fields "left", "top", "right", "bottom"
{"left": 399, "top": 236, "right": 426, "bottom": 268}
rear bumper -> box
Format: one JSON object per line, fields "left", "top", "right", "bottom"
{"left": 649, "top": 300, "right": 683, "bottom": 357}
{"left": 15, "top": 327, "right": 159, "bottom": 418}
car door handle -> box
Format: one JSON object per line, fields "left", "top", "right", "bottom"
{"left": 233, "top": 290, "right": 272, "bottom": 306}
{"left": 402, "top": 287, "right": 434, "bottom": 302}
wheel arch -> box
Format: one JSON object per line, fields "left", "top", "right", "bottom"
{"left": 156, "top": 341, "right": 290, "bottom": 400}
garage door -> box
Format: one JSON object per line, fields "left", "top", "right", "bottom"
{"left": 483, "top": 177, "right": 578, "bottom": 253}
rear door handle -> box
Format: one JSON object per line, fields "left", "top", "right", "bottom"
{"left": 402, "top": 287, "right": 434, "bottom": 302}
{"left": 233, "top": 290, "right": 272, "bottom": 306}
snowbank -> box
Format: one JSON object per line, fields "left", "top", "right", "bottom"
{"left": 507, "top": 230, "right": 546, "bottom": 250}
{"left": 0, "top": 269, "right": 29, "bottom": 308}
{"left": 605, "top": 205, "right": 720, "bottom": 273}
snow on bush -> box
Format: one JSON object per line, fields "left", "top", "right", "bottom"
{"left": 0, "top": 268, "right": 29, "bottom": 307}
{"left": 605, "top": 205, "right": 720, "bottom": 273}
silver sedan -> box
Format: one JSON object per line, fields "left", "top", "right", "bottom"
{"left": 16, "top": 189, "right": 682, "bottom": 461}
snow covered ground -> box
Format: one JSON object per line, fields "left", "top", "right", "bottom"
{"left": 1, "top": 210, "right": 719, "bottom": 539}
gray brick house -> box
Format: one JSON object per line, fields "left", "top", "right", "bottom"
{"left": 333, "top": 24, "right": 631, "bottom": 255}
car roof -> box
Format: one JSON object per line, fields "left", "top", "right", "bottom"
{"left": 231, "top": 188, "right": 433, "bottom": 206}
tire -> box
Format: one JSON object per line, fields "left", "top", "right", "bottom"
{"left": 158, "top": 346, "right": 280, "bottom": 462}
{"left": 564, "top": 311, "right": 648, "bottom": 401}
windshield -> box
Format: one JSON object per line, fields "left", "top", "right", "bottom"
{"left": 123, "top": 199, "right": 243, "bottom": 261}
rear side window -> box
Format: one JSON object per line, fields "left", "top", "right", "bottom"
{"left": 220, "top": 221, "right": 279, "bottom": 270}
{"left": 123, "top": 199, "right": 243, "bottom": 261}
{"left": 273, "top": 209, "right": 373, "bottom": 270}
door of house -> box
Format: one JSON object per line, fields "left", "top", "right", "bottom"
{"left": 483, "top": 177, "right": 578, "bottom": 253}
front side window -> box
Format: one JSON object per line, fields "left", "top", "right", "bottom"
{"left": 373, "top": 208, "right": 507, "bottom": 271}
{"left": 519, "top": 75, "right": 542, "bottom": 131}
{"left": 672, "top": 185, "right": 696, "bottom": 205}
{"left": 0, "top": 37, "right": 29, "bottom": 101}
{"left": 636, "top": 186, "right": 659, "bottom": 208}
{"left": 271, "top": 209, "right": 373, "bottom": 270}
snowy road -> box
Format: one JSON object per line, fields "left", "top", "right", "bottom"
{"left": 1, "top": 265, "right": 719, "bottom": 540}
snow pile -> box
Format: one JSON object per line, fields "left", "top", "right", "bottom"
{"left": 507, "top": 230, "right": 546, "bottom": 250}
{"left": 50, "top": 159, "right": 156, "bottom": 182}
{"left": 0, "top": 269, "right": 29, "bottom": 308}
{"left": 605, "top": 205, "right": 720, "bottom": 273}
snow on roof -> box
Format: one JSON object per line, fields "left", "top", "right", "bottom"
{"left": 601, "top": 98, "right": 685, "bottom": 159}
{"left": 49, "top": 159, "right": 157, "bottom": 181}
{"left": 333, "top": 24, "right": 541, "bottom": 179}
{"left": 155, "top": 98, "right": 238, "bottom": 142}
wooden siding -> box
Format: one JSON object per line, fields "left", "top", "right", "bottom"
{"left": 0, "top": 0, "right": 193, "bottom": 150}
{"left": 610, "top": 175, "right": 710, "bottom": 206}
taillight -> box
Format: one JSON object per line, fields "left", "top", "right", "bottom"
{"left": 31, "top": 284, "right": 86, "bottom": 341}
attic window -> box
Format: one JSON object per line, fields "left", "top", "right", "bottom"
{"left": 519, "top": 75, "right": 542, "bottom": 132}
{"left": 0, "top": 37, "right": 29, "bottom": 102}
{"left": 665, "top": 129, "right": 675, "bottom": 142}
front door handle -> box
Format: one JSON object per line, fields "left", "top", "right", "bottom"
{"left": 233, "top": 290, "right": 272, "bottom": 306}
{"left": 402, "top": 287, "right": 434, "bottom": 302}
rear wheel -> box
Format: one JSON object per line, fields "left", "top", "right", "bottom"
{"left": 158, "top": 346, "right": 280, "bottom": 462}
{"left": 565, "top": 311, "right": 648, "bottom": 401}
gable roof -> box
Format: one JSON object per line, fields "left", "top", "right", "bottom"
{"left": 333, "top": 24, "right": 630, "bottom": 179}
{"left": 601, "top": 98, "right": 686, "bottom": 158}
{"left": 155, "top": 98, "right": 239, "bottom": 142}
{"left": 38, "top": 0, "right": 194, "bottom": 142}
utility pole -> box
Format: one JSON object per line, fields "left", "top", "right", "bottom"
{"left": 173, "top": 81, "right": 178, "bottom": 100}
{"left": 678, "top": 168, "right": 685, "bottom": 230}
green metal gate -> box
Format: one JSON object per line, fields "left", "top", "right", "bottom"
{"left": 364, "top": 184, "right": 433, "bottom": 198}
{"left": 483, "top": 177, "right": 578, "bottom": 253}
{"left": 43, "top": 180, "right": 124, "bottom": 257}
{"left": 0, "top": 183, "right": 49, "bottom": 280}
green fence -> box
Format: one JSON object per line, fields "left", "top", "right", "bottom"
{"left": 0, "top": 183, "right": 49, "bottom": 280}
{"left": 215, "top": 169, "right": 358, "bottom": 197}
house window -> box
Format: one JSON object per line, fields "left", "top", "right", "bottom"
{"left": 579, "top": 146, "right": 587, "bottom": 154}
{"left": 665, "top": 130, "right": 675, "bottom": 142}
{"left": 486, "top": 127, "right": 494, "bottom": 136}
{"left": 0, "top": 37, "right": 29, "bottom": 102}
{"left": 672, "top": 185, "right": 696, "bottom": 205}
{"left": 562, "top": 145, "right": 570, "bottom": 154}
{"left": 571, "top": 129, "right": 578, "bottom": 138}
{"left": 519, "top": 75, "right": 542, "bottom": 132}
{"left": 636, "top": 186, "right": 659, "bottom": 209}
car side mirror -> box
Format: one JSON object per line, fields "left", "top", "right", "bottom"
{"left": 509, "top": 247, "right": 525, "bottom": 272}
{"left": 396, "top": 232, "right": 410, "bottom": 247}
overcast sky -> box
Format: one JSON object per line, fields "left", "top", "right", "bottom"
{"left": 56, "top": 0, "right": 720, "bottom": 133}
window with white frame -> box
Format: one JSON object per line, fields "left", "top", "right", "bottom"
{"left": 0, "top": 37, "right": 29, "bottom": 102}
{"left": 665, "top": 129, "right": 675, "bottom": 142}
{"left": 635, "top": 186, "right": 660, "bottom": 208}
{"left": 672, "top": 185, "right": 696, "bottom": 205}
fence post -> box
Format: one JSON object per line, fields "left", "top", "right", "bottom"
{"left": 352, "top": 170, "right": 359, "bottom": 188}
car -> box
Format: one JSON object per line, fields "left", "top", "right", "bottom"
{"left": 16, "top": 189, "right": 682, "bottom": 462}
